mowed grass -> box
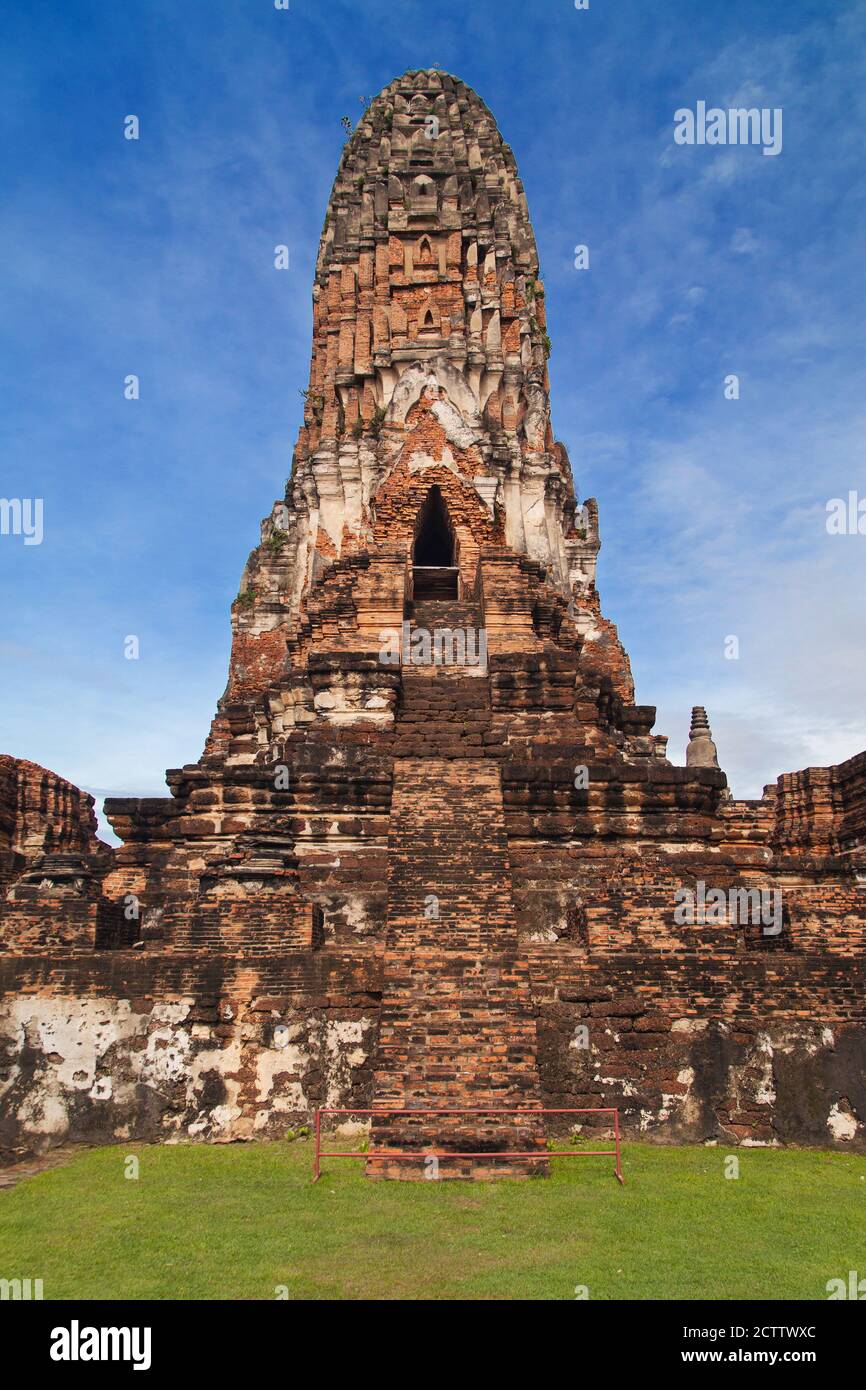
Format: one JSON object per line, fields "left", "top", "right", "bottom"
{"left": 0, "top": 1140, "right": 863, "bottom": 1300}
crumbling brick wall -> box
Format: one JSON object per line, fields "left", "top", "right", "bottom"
{"left": 0, "top": 755, "right": 101, "bottom": 866}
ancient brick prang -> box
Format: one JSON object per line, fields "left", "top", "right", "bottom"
{"left": 212, "top": 67, "right": 628, "bottom": 722}
{"left": 0, "top": 71, "right": 863, "bottom": 1169}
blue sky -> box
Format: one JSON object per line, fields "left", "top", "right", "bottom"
{"left": 1, "top": 0, "right": 865, "bottom": 837}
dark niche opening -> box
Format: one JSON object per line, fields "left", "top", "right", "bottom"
{"left": 311, "top": 903, "right": 325, "bottom": 950}
{"left": 412, "top": 485, "right": 458, "bottom": 599}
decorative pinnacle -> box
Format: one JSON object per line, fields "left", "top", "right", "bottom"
{"left": 690, "top": 706, "right": 711, "bottom": 737}
{"left": 686, "top": 706, "right": 720, "bottom": 769}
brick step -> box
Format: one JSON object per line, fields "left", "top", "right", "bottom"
{"left": 394, "top": 675, "right": 494, "bottom": 760}
{"left": 398, "top": 685, "right": 491, "bottom": 713}
{"left": 409, "top": 600, "right": 481, "bottom": 628}
{"left": 369, "top": 757, "right": 544, "bottom": 1178}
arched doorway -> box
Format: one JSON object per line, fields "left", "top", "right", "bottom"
{"left": 412, "top": 486, "right": 458, "bottom": 599}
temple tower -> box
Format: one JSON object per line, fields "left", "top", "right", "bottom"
{"left": 206, "top": 68, "right": 633, "bottom": 751}
{"left": 99, "top": 70, "right": 666, "bottom": 1175}
{"left": 8, "top": 71, "right": 858, "bottom": 1170}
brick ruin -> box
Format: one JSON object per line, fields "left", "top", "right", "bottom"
{"left": 1, "top": 70, "right": 864, "bottom": 1172}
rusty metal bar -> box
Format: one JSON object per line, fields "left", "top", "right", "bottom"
{"left": 310, "top": 1107, "right": 625, "bottom": 1183}
{"left": 613, "top": 1106, "right": 624, "bottom": 1185}
{"left": 312, "top": 1105, "right": 322, "bottom": 1183}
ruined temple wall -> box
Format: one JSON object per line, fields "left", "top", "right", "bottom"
{"left": 0, "top": 755, "right": 101, "bottom": 865}
{"left": 4, "top": 734, "right": 863, "bottom": 1162}
{"left": 0, "top": 760, "right": 16, "bottom": 851}
{"left": 3, "top": 930, "right": 863, "bottom": 1160}
{"left": 3, "top": 694, "right": 864, "bottom": 1161}
{"left": 0, "top": 950, "right": 381, "bottom": 1160}
{"left": 531, "top": 949, "right": 866, "bottom": 1149}
{"left": 504, "top": 756, "right": 865, "bottom": 1149}
{"left": 837, "top": 751, "right": 866, "bottom": 851}
{"left": 1, "top": 751, "right": 863, "bottom": 1159}
{"left": 773, "top": 750, "right": 866, "bottom": 859}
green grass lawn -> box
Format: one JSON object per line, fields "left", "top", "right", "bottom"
{"left": 1, "top": 1139, "right": 863, "bottom": 1300}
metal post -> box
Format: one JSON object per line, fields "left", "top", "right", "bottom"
{"left": 613, "top": 1107, "right": 624, "bottom": 1185}
{"left": 312, "top": 1107, "right": 321, "bottom": 1183}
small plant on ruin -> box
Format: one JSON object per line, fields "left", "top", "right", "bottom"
{"left": 542, "top": 333, "right": 552, "bottom": 360}
{"left": 525, "top": 276, "right": 537, "bottom": 303}
{"left": 236, "top": 588, "right": 256, "bottom": 610}
{"left": 266, "top": 528, "right": 287, "bottom": 556}
{"left": 340, "top": 115, "right": 353, "bottom": 136}
{"left": 371, "top": 104, "right": 393, "bottom": 135}
{"left": 360, "top": 95, "right": 393, "bottom": 134}
{"left": 351, "top": 419, "right": 364, "bottom": 440}
{"left": 299, "top": 388, "right": 324, "bottom": 424}
{"left": 369, "top": 405, "right": 387, "bottom": 438}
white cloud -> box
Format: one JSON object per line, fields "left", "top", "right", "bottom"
{"left": 731, "top": 227, "right": 760, "bottom": 255}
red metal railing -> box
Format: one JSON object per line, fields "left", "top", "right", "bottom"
{"left": 312, "top": 1107, "right": 624, "bottom": 1184}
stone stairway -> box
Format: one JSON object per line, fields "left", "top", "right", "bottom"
{"left": 389, "top": 670, "right": 497, "bottom": 759}
{"left": 368, "top": 753, "right": 547, "bottom": 1178}
{"left": 408, "top": 598, "right": 482, "bottom": 632}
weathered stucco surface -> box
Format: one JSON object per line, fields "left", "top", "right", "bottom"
{"left": 0, "top": 992, "right": 377, "bottom": 1155}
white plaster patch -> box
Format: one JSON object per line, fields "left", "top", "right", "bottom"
{"left": 335, "top": 1119, "right": 370, "bottom": 1138}
{"left": 255, "top": 1043, "right": 308, "bottom": 1105}
{"left": 1, "top": 997, "right": 143, "bottom": 1100}
{"left": 321, "top": 1018, "right": 374, "bottom": 1107}
{"left": 827, "top": 1103, "right": 857, "bottom": 1142}
{"left": 405, "top": 448, "right": 460, "bottom": 476}
{"left": 343, "top": 895, "right": 370, "bottom": 933}
{"left": 140, "top": 1026, "right": 192, "bottom": 1086}
{"left": 269, "top": 1086, "right": 306, "bottom": 1113}
{"left": 431, "top": 397, "right": 479, "bottom": 450}
{"left": 17, "top": 1089, "right": 69, "bottom": 1136}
